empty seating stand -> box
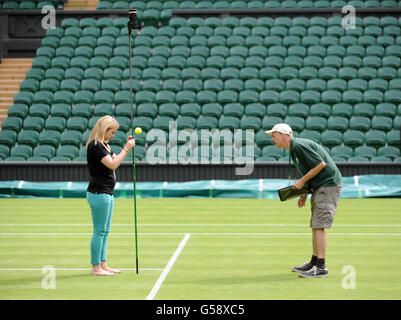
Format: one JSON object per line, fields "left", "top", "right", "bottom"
{"left": 1, "top": 12, "right": 401, "bottom": 163}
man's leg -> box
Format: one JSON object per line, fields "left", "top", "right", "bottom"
{"left": 314, "top": 228, "right": 327, "bottom": 269}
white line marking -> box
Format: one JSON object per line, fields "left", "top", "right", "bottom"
{"left": 146, "top": 233, "right": 191, "bottom": 301}
{"left": 0, "top": 223, "right": 400, "bottom": 227}
{"left": 0, "top": 268, "right": 162, "bottom": 271}
{"left": 0, "top": 233, "right": 401, "bottom": 236}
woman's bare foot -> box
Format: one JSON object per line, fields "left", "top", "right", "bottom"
{"left": 100, "top": 262, "right": 121, "bottom": 274}
{"left": 91, "top": 265, "right": 114, "bottom": 276}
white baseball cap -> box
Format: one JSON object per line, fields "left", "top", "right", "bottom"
{"left": 265, "top": 123, "right": 293, "bottom": 136}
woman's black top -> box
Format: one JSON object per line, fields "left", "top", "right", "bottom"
{"left": 87, "top": 140, "right": 116, "bottom": 195}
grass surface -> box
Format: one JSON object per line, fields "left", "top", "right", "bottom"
{"left": 0, "top": 197, "right": 400, "bottom": 300}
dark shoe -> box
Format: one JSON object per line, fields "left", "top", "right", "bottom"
{"left": 292, "top": 262, "right": 314, "bottom": 273}
{"left": 299, "top": 266, "right": 328, "bottom": 278}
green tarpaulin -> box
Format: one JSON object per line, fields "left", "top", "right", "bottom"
{"left": 0, "top": 175, "right": 400, "bottom": 199}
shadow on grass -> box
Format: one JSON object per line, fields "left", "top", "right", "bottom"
{"left": 196, "top": 273, "right": 298, "bottom": 285}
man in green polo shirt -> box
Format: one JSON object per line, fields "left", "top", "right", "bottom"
{"left": 266, "top": 123, "right": 342, "bottom": 278}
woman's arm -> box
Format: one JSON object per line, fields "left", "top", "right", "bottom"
{"left": 101, "top": 136, "right": 136, "bottom": 171}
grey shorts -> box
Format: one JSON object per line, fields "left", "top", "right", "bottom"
{"left": 310, "top": 184, "right": 342, "bottom": 229}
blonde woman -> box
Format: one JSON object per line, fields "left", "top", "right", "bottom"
{"left": 86, "top": 116, "right": 135, "bottom": 276}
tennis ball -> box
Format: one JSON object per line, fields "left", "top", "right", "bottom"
{"left": 135, "top": 127, "right": 142, "bottom": 135}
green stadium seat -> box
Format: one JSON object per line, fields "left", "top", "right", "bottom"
{"left": 23, "top": 117, "right": 45, "bottom": 132}
{"left": 262, "top": 116, "right": 283, "bottom": 131}
{"left": 386, "top": 130, "right": 400, "bottom": 146}
{"left": 44, "top": 117, "right": 66, "bottom": 133}
{"left": 33, "top": 145, "right": 56, "bottom": 160}
{"left": 347, "top": 156, "right": 369, "bottom": 162}
{"left": 331, "top": 145, "right": 353, "bottom": 159}
{"left": 343, "top": 130, "right": 365, "bottom": 148}
{"left": 29, "top": 104, "right": 50, "bottom": 119}
{"left": 327, "top": 116, "right": 349, "bottom": 132}
{"left": 17, "top": 130, "right": 39, "bottom": 147}
{"left": 196, "top": 116, "right": 218, "bottom": 129}
{"left": 7, "top": 103, "right": 28, "bottom": 119}
{"left": 181, "top": 103, "right": 201, "bottom": 118}
{"left": 153, "top": 116, "right": 173, "bottom": 131}
{"left": 309, "top": 103, "right": 330, "bottom": 118}
{"left": 255, "top": 131, "right": 273, "bottom": 147}
{"left": 305, "top": 117, "right": 327, "bottom": 132}
{"left": 378, "top": 146, "right": 400, "bottom": 159}
{"left": 365, "top": 130, "right": 386, "bottom": 147}
{"left": 133, "top": 116, "right": 153, "bottom": 131}
{"left": 321, "top": 130, "right": 342, "bottom": 147}
{"left": 245, "top": 103, "right": 265, "bottom": 118}
{"left": 371, "top": 116, "right": 393, "bottom": 131}
{"left": 115, "top": 103, "right": 133, "bottom": 118}
{"left": 72, "top": 103, "right": 92, "bottom": 118}
{"left": 240, "top": 116, "right": 261, "bottom": 130}
{"left": 94, "top": 103, "right": 114, "bottom": 117}
{"left": 370, "top": 156, "right": 392, "bottom": 162}
{"left": 176, "top": 91, "right": 196, "bottom": 104}
{"left": 56, "top": 145, "right": 79, "bottom": 160}
{"left": 353, "top": 103, "right": 374, "bottom": 117}
{"left": 60, "top": 130, "right": 82, "bottom": 147}
{"left": 0, "top": 144, "right": 10, "bottom": 160}
{"left": 376, "top": 103, "right": 397, "bottom": 117}
{"left": 285, "top": 116, "right": 305, "bottom": 132}
{"left": 10, "top": 145, "right": 33, "bottom": 160}
{"left": 159, "top": 103, "right": 179, "bottom": 118}
{"left": 137, "top": 103, "right": 157, "bottom": 118}
{"left": 349, "top": 116, "right": 371, "bottom": 132}
{"left": 219, "top": 116, "right": 240, "bottom": 130}
{"left": 262, "top": 145, "right": 284, "bottom": 160}
{"left": 299, "top": 130, "right": 321, "bottom": 143}
{"left": 177, "top": 116, "right": 196, "bottom": 130}
{"left": 201, "top": 103, "right": 223, "bottom": 118}
{"left": 66, "top": 117, "right": 88, "bottom": 133}
{"left": 1, "top": 117, "right": 23, "bottom": 132}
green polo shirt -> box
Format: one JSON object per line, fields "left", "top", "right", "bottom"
{"left": 290, "top": 138, "right": 342, "bottom": 190}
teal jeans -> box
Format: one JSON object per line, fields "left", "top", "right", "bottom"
{"left": 86, "top": 192, "right": 114, "bottom": 265}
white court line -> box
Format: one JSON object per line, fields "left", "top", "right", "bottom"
{"left": 1, "top": 224, "right": 401, "bottom": 227}
{"left": 146, "top": 233, "right": 191, "bottom": 301}
{"left": 1, "top": 232, "right": 401, "bottom": 236}
{"left": 0, "top": 268, "right": 162, "bottom": 271}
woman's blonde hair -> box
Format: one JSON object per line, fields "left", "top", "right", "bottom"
{"left": 86, "top": 115, "right": 119, "bottom": 151}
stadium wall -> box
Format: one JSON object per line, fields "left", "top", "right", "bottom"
{"left": 1, "top": 162, "right": 401, "bottom": 182}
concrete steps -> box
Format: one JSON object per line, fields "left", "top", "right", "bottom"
{"left": 64, "top": 0, "right": 98, "bottom": 10}
{"left": 0, "top": 58, "right": 32, "bottom": 128}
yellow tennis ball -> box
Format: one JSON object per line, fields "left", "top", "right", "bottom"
{"left": 135, "top": 127, "right": 142, "bottom": 135}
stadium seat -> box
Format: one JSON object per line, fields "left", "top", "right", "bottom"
{"left": 321, "top": 130, "right": 342, "bottom": 147}
{"left": 331, "top": 145, "right": 353, "bottom": 159}
{"left": 377, "top": 146, "right": 400, "bottom": 159}
{"left": 17, "top": 130, "right": 39, "bottom": 147}
{"left": 365, "top": 130, "right": 386, "bottom": 147}
{"left": 10, "top": 145, "right": 33, "bottom": 160}
{"left": 33, "top": 145, "right": 56, "bottom": 160}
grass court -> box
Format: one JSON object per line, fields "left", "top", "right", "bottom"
{"left": 0, "top": 197, "right": 400, "bottom": 300}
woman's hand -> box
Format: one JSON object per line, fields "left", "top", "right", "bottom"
{"left": 124, "top": 136, "right": 135, "bottom": 151}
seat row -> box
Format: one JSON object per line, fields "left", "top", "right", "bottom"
{"left": 1, "top": 132, "right": 400, "bottom": 163}
{"left": 18, "top": 77, "right": 401, "bottom": 96}
{"left": 96, "top": 0, "right": 401, "bottom": 10}
{"left": 2, "top": 112, "right": 400, "bottom": 140}
{"left": 7, "top": 100, "right": 401, "bottom": 121}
